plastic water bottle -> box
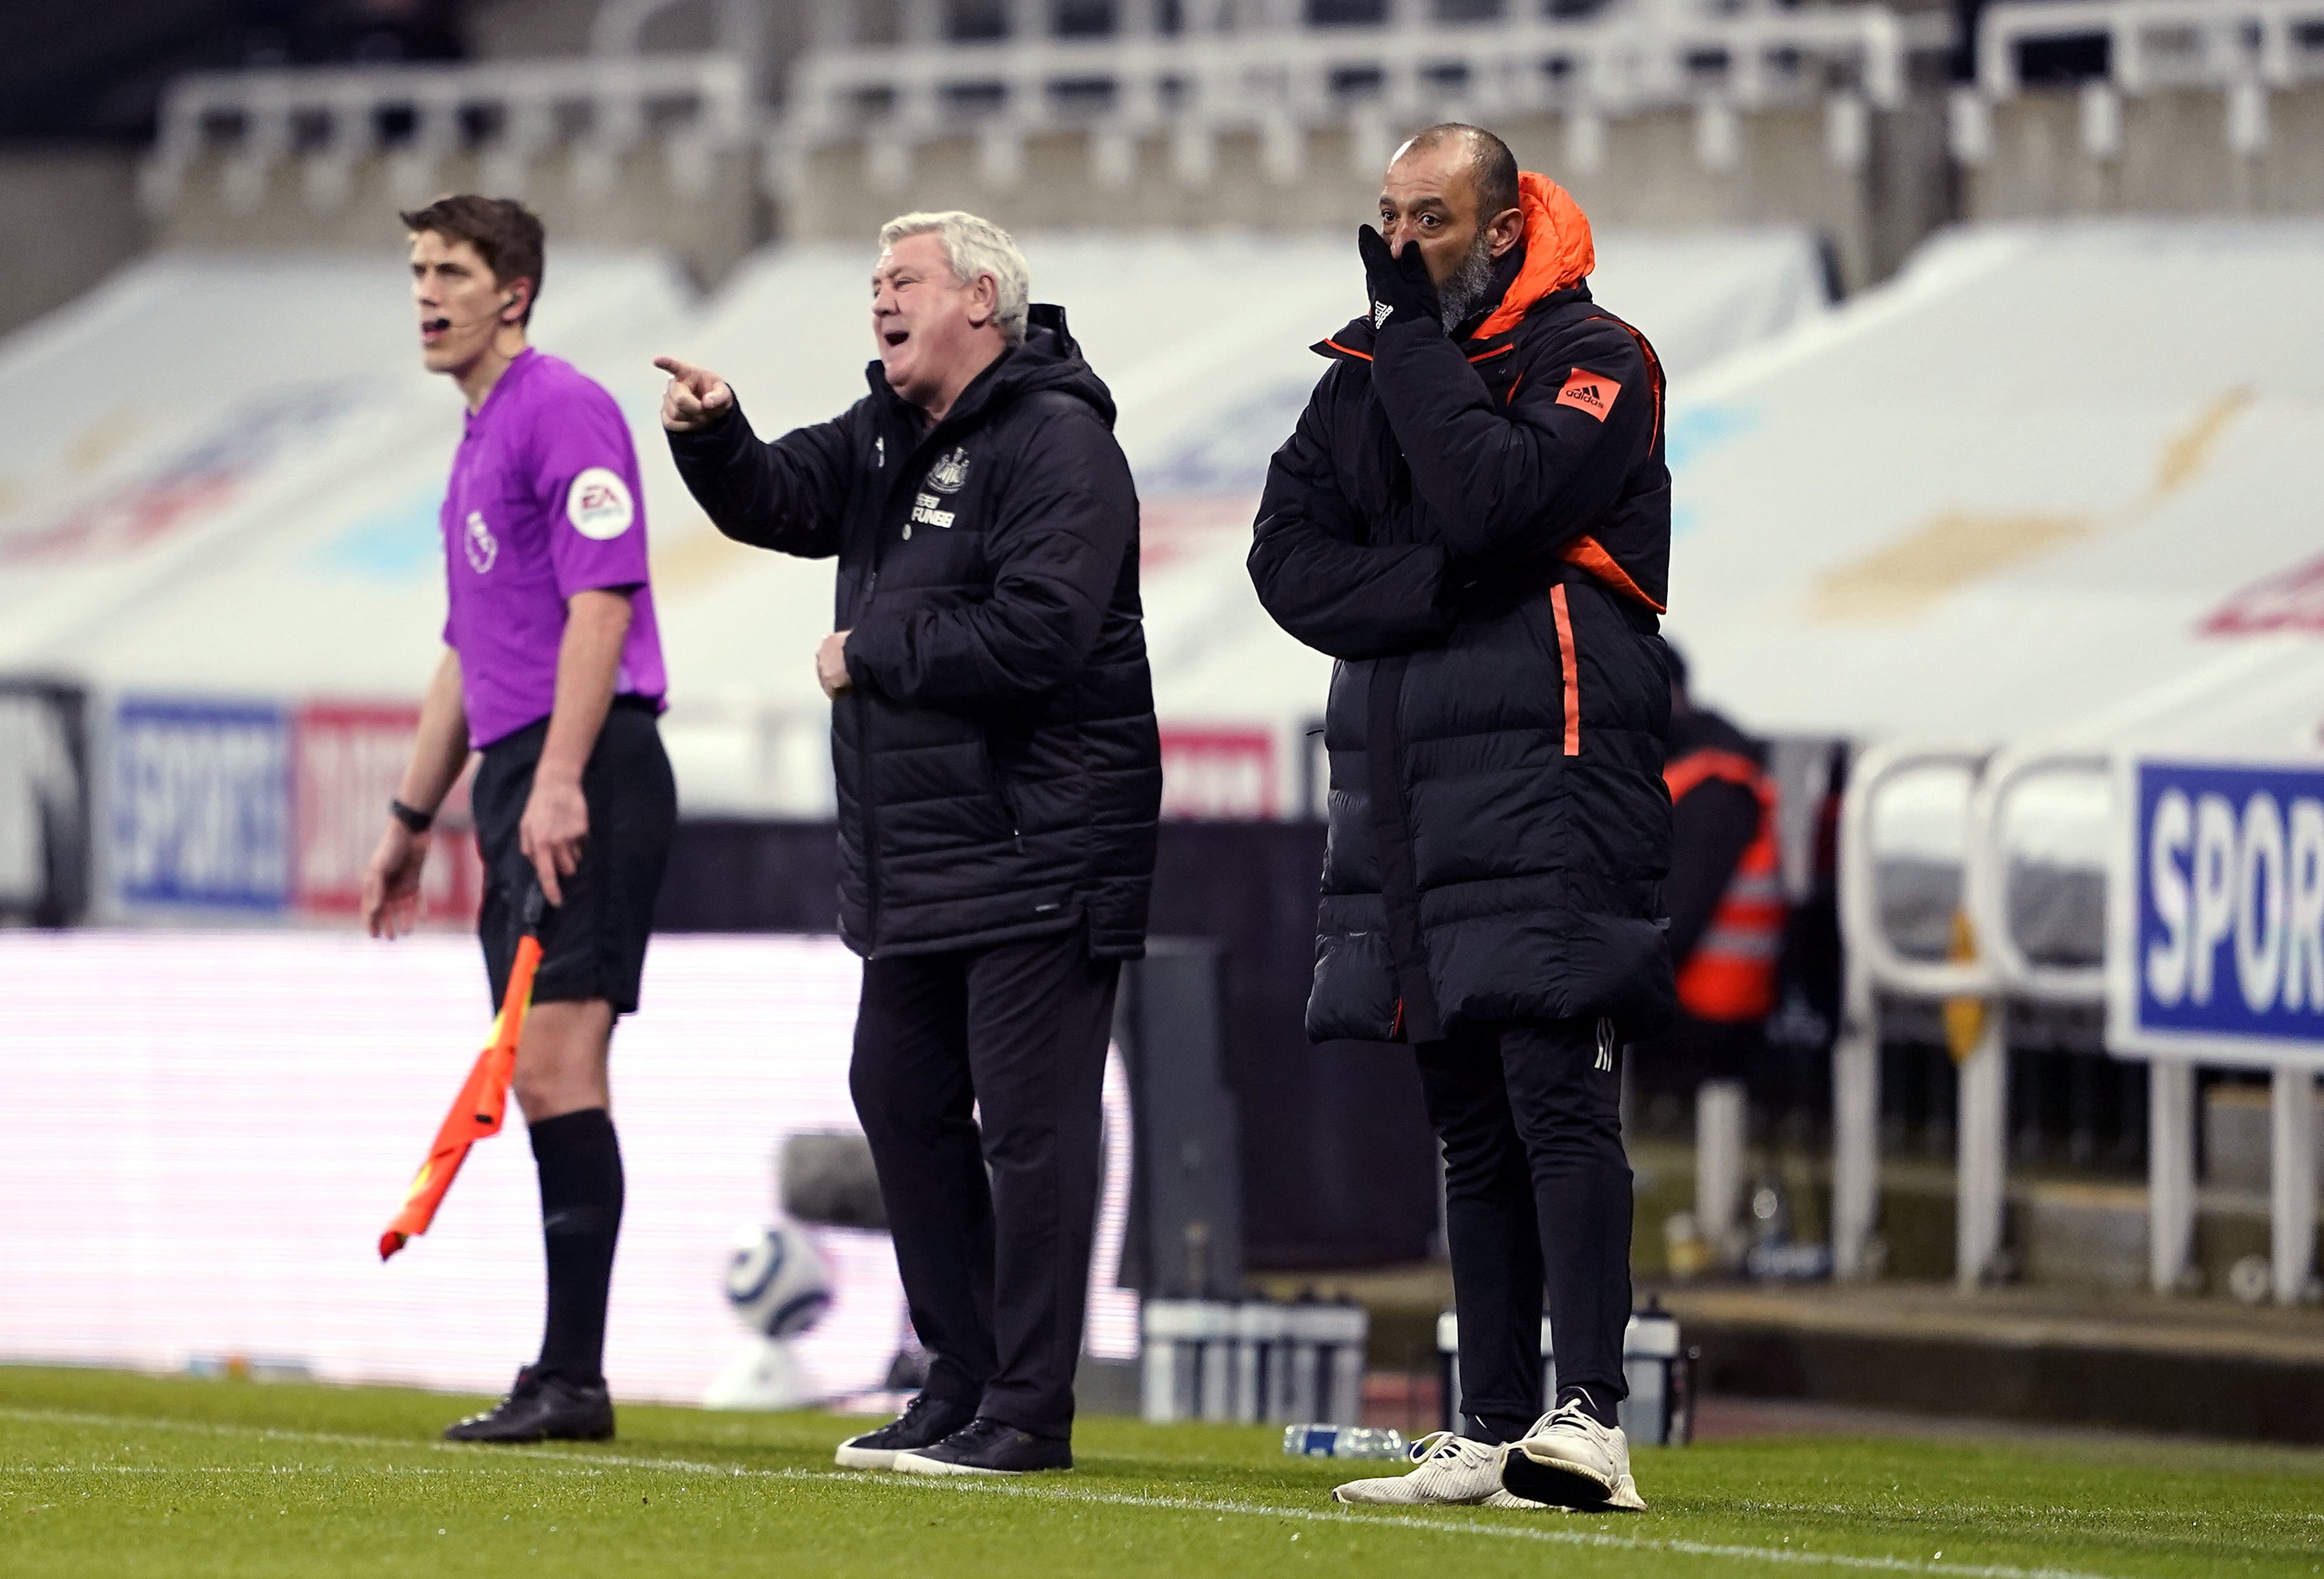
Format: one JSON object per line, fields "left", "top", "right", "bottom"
{"left": 1282, "top": 1424, "right": 1407, "bottom": 1459}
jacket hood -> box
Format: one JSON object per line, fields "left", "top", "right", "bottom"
{"left": 866, "top": 301, "right": 1118, "bottom": 433}
{"left": 994, "top": 301, "right": 1118, "bottom": 427}
{"left": 1469, "top": 171, "right": 1595, "bottom": 341}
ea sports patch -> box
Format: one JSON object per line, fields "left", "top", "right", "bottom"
{"left": 1555, "top": 367, "right": 1620, "bottom": 422}
{"left": 566, "top": 466, "right": 636, "bottom": 540}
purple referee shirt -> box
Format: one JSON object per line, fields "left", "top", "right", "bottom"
{"left": 440, "top": 349, "right": 668, "bottom": 750}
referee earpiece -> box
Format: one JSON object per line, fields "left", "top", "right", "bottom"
{"left": 421, "top": 292, "right": 524, "bottom": 336}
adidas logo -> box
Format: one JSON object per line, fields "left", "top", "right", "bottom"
{"left": 1593, "top": 1017, "right": 1617, "bottom": 1074}
{"left": 1556, "top": 367, "right": 1621, "bottom": 422}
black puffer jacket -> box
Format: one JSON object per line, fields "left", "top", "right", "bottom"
{"left": 669, "top": 305, "right": 1161, "bottom": 959}
{"left": 1249, "top": 175, "right": 1677, "bottom": 1042}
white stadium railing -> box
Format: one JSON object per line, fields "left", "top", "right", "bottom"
{"left": 132, "top": 1, "right": 1953, "bottom": 218}
{"left": 776, "top": 3, "right": 1937, "bottom": 195}
{"left": 1951, "top": 0, "right": 2324, "bottom": 164}
{"left": 140, "top": 53, "right": 756, "bottom": 216}
{"left": 1833, "top": 743, "right": 1997, "bottom": 1287}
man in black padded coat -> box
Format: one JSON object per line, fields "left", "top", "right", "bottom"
{"left": 657, "top": 209, "right": 1160, "bottom": 1477}
{"left": 1251, "top": 125, "right": 1675, "bottom": 1514}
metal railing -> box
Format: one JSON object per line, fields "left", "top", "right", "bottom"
{"left": 1832, "top": 742, "right": 1995, "bottom": 1284}
{"left": 1976, "top": 0, "right": 2324, "bottom": 97}
{"left": 776, "top": 5, "right": 1939, "bottom": 192}
{"left": 141, "top": 53, "right": 755, "bottom": 214}
{"left": 134, "top": 2, "right": 1952, "bottom": 215}
{"left": 1953, "top": 0, "right": 2324, "bottom": 163}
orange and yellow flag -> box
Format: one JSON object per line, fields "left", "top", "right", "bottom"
{"left": 378, "top": 933, "right": 543, "bottom": 1261}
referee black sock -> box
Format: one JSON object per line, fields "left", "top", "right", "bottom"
{"left": 529, "top": 1107, "right": 624, "bottom": 1389}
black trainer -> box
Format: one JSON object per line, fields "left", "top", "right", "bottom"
{"left": 893, "top": 1417, "right": 1072, "bottom": 1476}
{"left": 833, "top": 1391, "right": 978, "bottom": 1471}
{"left": 443, "top": 1366, "right": 615, "bottom": 1444}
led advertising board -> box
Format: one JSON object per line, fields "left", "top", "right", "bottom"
{"left": 0, "top": 931, "right": 1135, "bottom": 1401}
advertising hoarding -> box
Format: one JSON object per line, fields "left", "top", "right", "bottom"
{"left": 293, "top": 700, "right": 480, "bottom": 920}
{"left": 110, "top": 696, "right": 292, "bottom": 911}
{"left": 108, "top": 694, "right": 481, "bottom": 922}
{"left": 0, "top": 679, "right": 90, "bottom": 923}
{"left": 2108, "top": 754, "right": 2324, "bottom": 1068}
{"left": 0, "top": 931, "right": 1135, "bottom": 1401}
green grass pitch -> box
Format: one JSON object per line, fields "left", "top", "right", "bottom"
{"left": 4, "top": 1366, "right": 2321, "bottom": 1578}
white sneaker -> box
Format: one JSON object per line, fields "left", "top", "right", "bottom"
{"left": 1331, "top": 1431, "right": 1547, "bottom": 1508}
{"left": 1500, "top": 1402, "right": 1648, "bottom": 1512}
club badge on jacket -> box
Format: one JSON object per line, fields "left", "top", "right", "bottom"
{"left": 925, "top": 446, "right": 972, "bottom": 494}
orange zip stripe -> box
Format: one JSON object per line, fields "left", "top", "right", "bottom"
{"left": 1550, "top": 583, "right": 1580, "bottom": 757}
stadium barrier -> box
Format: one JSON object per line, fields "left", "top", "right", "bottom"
{"left": 1140, "top": 1298, "right": 1367, "bottom": 1427}
{"left": 1835, "top": 741, "right": 2324, "bottom": 1305}
{"left": 654, "top": 818, "right": 1444, "bottom": 1275}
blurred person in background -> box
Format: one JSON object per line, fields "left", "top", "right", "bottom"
{"left": 656, "top": 210, "right": 1160, "bottom": 1476}
{"left": 1645, "top": 642, "right": 1786, "bottom": 1268}
{"left": 1251, "top": 123, "right": 1675, "bottom": 1513}
{"left": 362, "top": 195, "right": 676, "bottom": 1444}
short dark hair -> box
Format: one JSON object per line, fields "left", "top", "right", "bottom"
{"left": 1402, "top": 123, "right": 1521, "bottom": 225}
{"left": 399, "top": 194, "right": 545, "bottom": 324}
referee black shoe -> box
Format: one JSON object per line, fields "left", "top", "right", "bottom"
{"left": 834, "top": 1391, "right": 977, "bottom": 1471}
{"left": 893, "top": 1417, "right": 1072, "bottom": 1476}
{"left": 444, "top": 1366, "right": 615, "bottom": 1444}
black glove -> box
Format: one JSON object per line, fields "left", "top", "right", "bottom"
{"left": 1358, "top": 225, "right": 1440, "bottom": 333}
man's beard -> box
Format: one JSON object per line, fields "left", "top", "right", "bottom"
{"left": 1436, "top": 232, "right": 1499, "bottom": 333}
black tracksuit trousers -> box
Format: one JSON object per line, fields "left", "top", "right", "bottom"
{"left": 1417, "top": 1016, "right": 1634, "bottom": 1443}
{"left": 849, "top": 927, "right": 1119, "bottom": 1441}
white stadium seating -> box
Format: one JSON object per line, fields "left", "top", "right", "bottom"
{"left": 1664, "top": 217, "right": 2324, "bottom": 756}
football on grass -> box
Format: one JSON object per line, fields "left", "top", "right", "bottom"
{"left": 723, "top": 1220, "right": 833, "bottom": 1338}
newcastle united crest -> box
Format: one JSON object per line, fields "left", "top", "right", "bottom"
{"left": 924, "top": 446, "right": 972, "bottom": 494}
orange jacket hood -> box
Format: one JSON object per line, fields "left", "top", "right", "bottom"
{"left": 1468, "top": 171, "right": 1595, "bottom": 342}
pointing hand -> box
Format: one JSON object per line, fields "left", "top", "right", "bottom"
{"left": 653, "top": 355, "right": 735, "bottom": 433}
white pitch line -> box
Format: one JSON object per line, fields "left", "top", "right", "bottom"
{"left": 1, "top": 1465, "right": 494, "bottom": 1475}
{"left": 0, "top": 1404, "right": 2127, "bottom": 1579}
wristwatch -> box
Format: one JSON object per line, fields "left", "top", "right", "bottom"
{"left": 389, "top": 798, "right": 434, "bottom": 834}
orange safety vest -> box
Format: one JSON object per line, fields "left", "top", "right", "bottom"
{"left": 1664, "top": 747, "right": 1784, "bottom": 1023}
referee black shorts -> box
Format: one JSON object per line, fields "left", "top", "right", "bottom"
{"left": 473, "top": 698, "right": 677, "bottom": 1017}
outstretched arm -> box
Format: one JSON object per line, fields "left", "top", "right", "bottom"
{"left": 658, "top": 355, "right": 858, "bottom": 560}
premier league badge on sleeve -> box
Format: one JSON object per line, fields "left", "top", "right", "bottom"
{"left": 924, "top": 446, "right": 971, "bottom": 494}
{"left": 566, "top": 466, "right": 637, "bottom": 540}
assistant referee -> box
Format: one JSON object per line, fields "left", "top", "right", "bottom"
{"left": 361, "top": 196, "right": 676, "bottom": 1443}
